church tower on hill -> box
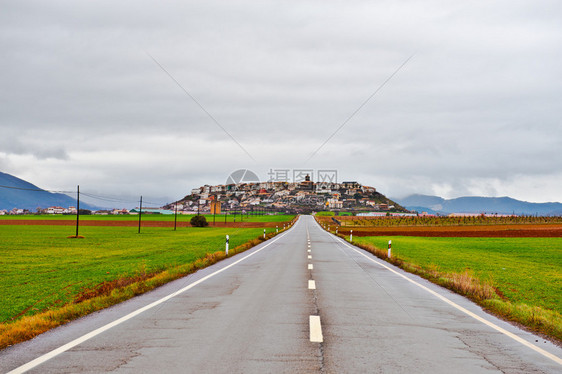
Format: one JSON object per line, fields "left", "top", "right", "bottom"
{"left": 298, "top": 174, "right": 314, "bottom": 191}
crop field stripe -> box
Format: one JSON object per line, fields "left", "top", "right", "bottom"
{"left": 325, "top": 231, "right": 562, "bottom": 366}
{"left": 7, "top": 229, "right": 291, "bottom": 374}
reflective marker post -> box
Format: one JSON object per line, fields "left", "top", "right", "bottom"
{"left": 388, "top": 240, "right": 392, "bottom": 258}
{"left": 263, "top": 229, "right": 266, "bottom": 239}
{"left": 226, "top": 235, "right": 229, "bottom": 256}
{"left": 350, "top": 230, "right": 353, "bottom": 242}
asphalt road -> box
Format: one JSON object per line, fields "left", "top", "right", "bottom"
{"left": 1, "top": 215, "right": 561, "bottom": 373}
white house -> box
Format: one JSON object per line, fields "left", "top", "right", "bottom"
{"left": 46, "top": 206, "right": 66, "bottom": 214}
{"left": 327, "top": 198, "right": 343, "bottom": 209}
{"left": 315, "top": 183, "right": 332, "bottom": 194}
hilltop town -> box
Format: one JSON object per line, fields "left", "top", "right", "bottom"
{"left": 166, "top": 175, "right": 408, "bottom": 214}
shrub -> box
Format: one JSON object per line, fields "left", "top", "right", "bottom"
{"left": 190, "top": 215, "right": 208, "bottom": 227}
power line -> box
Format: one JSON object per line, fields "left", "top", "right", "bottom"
{"left": 79, "top": 192, "right": 138, "bottom": 205}
{"left": 0, "top": 184, "right": 74, "bottom": 194}
{"left": 0, "top": 185, "right": 168, "bottom": 208}
{"left": 146, "top": 52, "right": 256, "bottom": 162}
{"left": 80, "top": 192, "right": 167, "bottom": 208}
{"left": 304, "top": 54, "right": 415, "bottom": 164}
{"left": 142, "top": 200, "right": 169, "bottom": 207}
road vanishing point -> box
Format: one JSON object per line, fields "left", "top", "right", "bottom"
{"left": 2, "top": 216, "right": 561, "bottom": 373}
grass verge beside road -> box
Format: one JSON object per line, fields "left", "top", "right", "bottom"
{"left": 0, "top": 221, "right": 294, "bottom": 349}
{"left": 349, "top": 235, "right": 562, "bottom": 342}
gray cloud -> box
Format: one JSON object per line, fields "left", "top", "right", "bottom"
{"left": 1, "top": 0, "right": 561, "bottom": 203}
{"left": 0, "top": 129, "right": 69, "bottom": 160}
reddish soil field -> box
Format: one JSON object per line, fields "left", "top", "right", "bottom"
{"left": 0, "top": 220, "right": 286, "bottom": 229}
{"left": 336, "top": 224, "right": 562, "bottom": 237}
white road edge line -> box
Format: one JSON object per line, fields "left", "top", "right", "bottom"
{"left": 324, "top": 228, "right": 562, "bottom": 366}
{"left": 7, "top": 230, "right": 292, "bottom": 374}
{"left": 309, "top": 315, "right": 323, "bottom": 343}
{"left": 308, "top": 280, "right": 316, "bottom": 290}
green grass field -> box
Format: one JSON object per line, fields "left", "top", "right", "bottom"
{"left": 0, "top": 214, "right": 295, "bottom": 223}
{"left": 0, "top": 225, "right": 271, "bottom": 323}
{"left": 353, "top": 236, "right": 562, "bottom": 314}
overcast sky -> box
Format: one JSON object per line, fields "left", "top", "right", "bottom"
{"left": 1, "top": 0, "right": 561, "bottom": 206}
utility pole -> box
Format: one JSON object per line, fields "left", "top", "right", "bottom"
{"left": 75, "top": 185, "right": 80, "bottom": 237}
{"left": 213, "top": 199, "right": 216, "bottom": 226}
{"left": 174, "top": 201, "right": 178, "bottom": 231}
{"left": 138, "top": 196, "right": 143, "bottom": 234}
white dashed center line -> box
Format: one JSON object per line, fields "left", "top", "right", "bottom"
{"left": 308, "top": 280, "right": 316, "bottom": 290}
{"left": 309, "top": 315, "right": 323, "bottom": 343}
{"left": 308, "top": 264, "right": 313, "bottom": 270}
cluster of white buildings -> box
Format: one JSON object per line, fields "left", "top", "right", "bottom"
{"left": 0, "top": 206, "right": 135, "bottom": 216}
{"left": 181, "top": 178, "right": 405, "bottom": 214}
{"left": 0, "top": 206, "right": 79, "bottom": 215}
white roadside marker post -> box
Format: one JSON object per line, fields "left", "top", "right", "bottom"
{"left": 388, "top": 240, "right": 392, "bottom": 258}
{"left": 336, "top": 227, "right": 338, "bottom": 234}
{"left": 263, "top": 229, "right": 266, "bottom": 239}
{"left": 226, "top": 235, "right": 229, "bottom": 256}
{"left": 276, "top": 226, "right": 278, "bottom": 233}
{"left": 350, "top": 230, "right": 353, "bottom": 242}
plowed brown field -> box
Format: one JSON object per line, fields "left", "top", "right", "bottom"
{"left": 336, "top": 224, "right": 562, "bottom": 237}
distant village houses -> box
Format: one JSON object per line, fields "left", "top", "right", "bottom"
{"left": 167, "top": 175, "right": 407, "bottom": 214}
{"left": 1, "top": 176, "right": 412, "bottom": 215}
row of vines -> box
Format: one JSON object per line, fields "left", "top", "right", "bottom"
{"left": 329, "top": 215, "right": 562, "bottom": 227}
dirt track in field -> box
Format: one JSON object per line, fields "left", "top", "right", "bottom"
{"left": 335, "top": 224, "right": 562, "bottom": 237}
{"left": 0, "top": 220, "right": 287, "bottom": 228}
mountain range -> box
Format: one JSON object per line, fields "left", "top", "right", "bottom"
{"left": 0, "top": 172, "right": 97, "bottom": 211}
{"left": 394, "top": 194, "right": 562, "bottom": 216}
{"left": 3, "top": 171, "right": 561, "bottom": 216}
